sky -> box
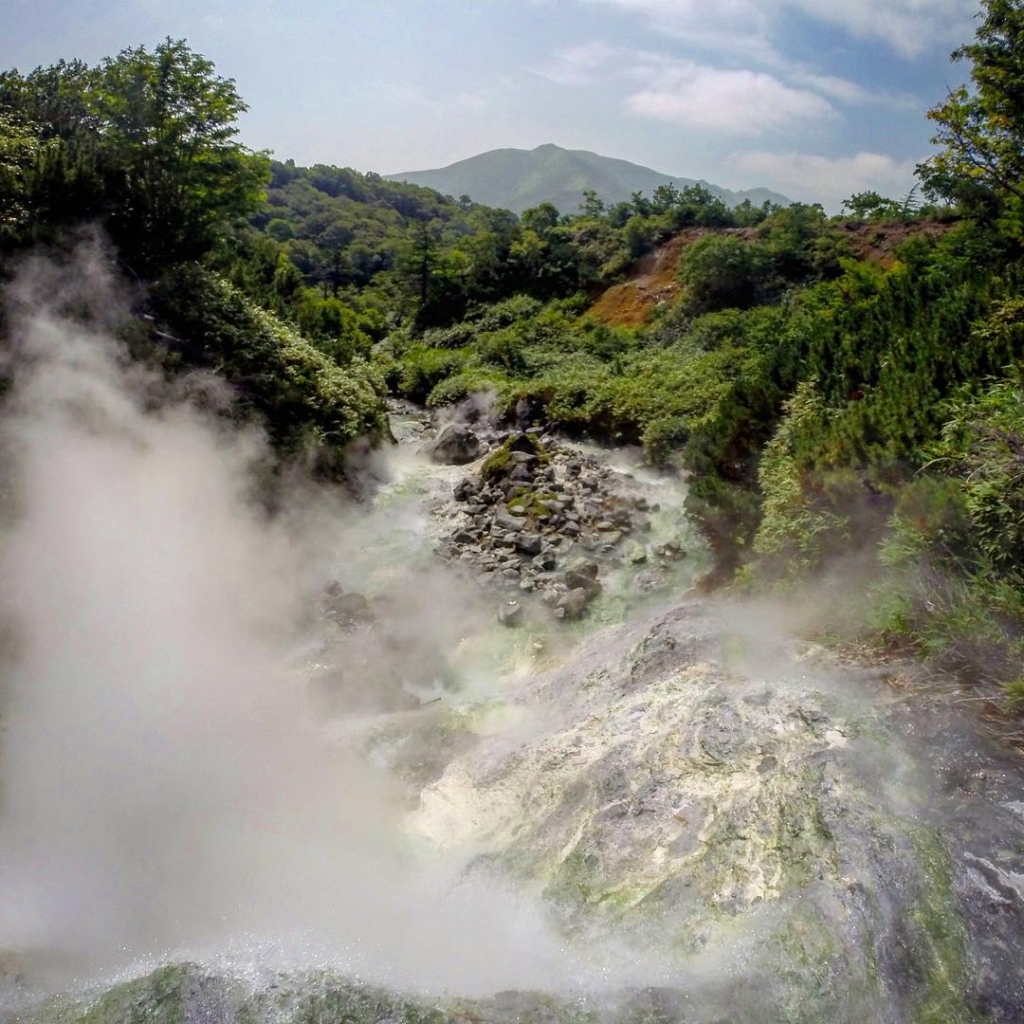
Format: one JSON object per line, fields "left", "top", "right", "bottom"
{"left": 2, "top": 0, "right": 985, "bottom": 211}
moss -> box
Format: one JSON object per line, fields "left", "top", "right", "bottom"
{"left": 507, "top": 489, "right": 558, "bottom": 520}
{"left": 479, "top": 434, "right": 550, "bottom": 483}
{"left": 908, "top": 831, "right": 979, "bottom": 1024}
{"left": 543, "top": 844, "right": 598, "bottom": 911}
{"left": 17, "top": 965, "right": 598, "bottom": 1024}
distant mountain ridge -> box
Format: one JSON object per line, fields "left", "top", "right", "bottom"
{"left": 385, "top": 143, "right": 791, "bottom": 214}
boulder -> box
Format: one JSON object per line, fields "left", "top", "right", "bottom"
{"left": 425, "top": 423, "right": 482, "bottom": 465}
{"left": 556, "top": 587, "right": 590, "bottom": 619}
{"left": 515, "top": 532, "right": 543, "bottom": 556}
{"left": 453, "top": 478, "right": 480, "bottom": 501}
{"left": 494, "top": 508, "right": 525, "bottom": 532}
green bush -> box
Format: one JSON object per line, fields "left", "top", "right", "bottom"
{"left": 151, "top": 266, "right": 387, "bottom": 457}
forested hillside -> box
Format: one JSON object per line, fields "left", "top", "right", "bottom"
{"left": 384, "top": 143, "right": 790, "bottom": 214}
{"left": 3, "top": 1, "right": 1024, "bottom": 711}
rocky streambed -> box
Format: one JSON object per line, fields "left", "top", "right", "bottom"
{"left": 5, "top": 409, "right": 1024, "bottom": 1023}
{"left": 412, "top": 411, "right": 698, "bottom": 629}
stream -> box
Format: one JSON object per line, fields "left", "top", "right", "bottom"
{"left": 2, "top": 406, "right": 1024, "bottom": 1024}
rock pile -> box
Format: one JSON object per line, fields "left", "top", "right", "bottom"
{"left": 429, "top": 426, "right": 681, "bottom": 622}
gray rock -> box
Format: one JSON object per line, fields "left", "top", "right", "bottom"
{"left": 494, "top": 508, "right": 525, "bottom": 532}
{"left": 568, "top": 557, "right": 600, "bottom": 579}
{"left": 453, "top": 478, "right": 480, "bottom": 501}
{"left": 564, "top": 570, "right": 602, "bottom": 598}
{"left": 323, "top": 587, "right": 374, "bottom": 627}
{"left": 425, "top": 423, "right": 482, "bottom": 465}
{"left": 515, "top": 533, "right": 543, "bottom": 556}
{"left": 635, "top": 569, "right": 667, "bottom": 592}
{"left": 497, "top": 600, "right": 524, "bottom": 626}
{"left": 556, "top": 587, "right": 590, "bottom": 619}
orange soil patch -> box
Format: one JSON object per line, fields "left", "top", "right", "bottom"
{"left": 586, "top": 219, "right": 955, "bottom": 329}
{"left": 834, "top": 218, "right": 953, "bottom": 266}
{"left": 586, "top": 228, "right": 707, "bottom": 328}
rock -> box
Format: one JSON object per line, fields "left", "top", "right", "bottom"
{"left": 509, "top": 432, "right": 538, "bottom": 454}
{"left": 626, "top": 541, "right": 648, "bottom": 564}
{"left": 654, "top": 541, "right": 687, "bottom": 561}
{"left": 322, "top": 586, "right": 375, "bottom": 627}
{"left": 635, "top": 569, "right": 667, "bottom": 592}
{"left": 567, "top": 557, "right": 600, "bottom": 579}
{"left": 564, "top": 570, "right": 602, "bottom": 598}
{"left": 425, "top": 423, "right": 482, "bottom": 465}
{"left": 556, "top": 587, "right": 590, "bottom": 619}
{"left": 509, "top": 465, "right": 534, "bottom": 484}
{"left": 494, "top": 508, "right": 525, "bottom": 532}
{"left": 515, "top": 532, "right": 543, "bottom": 556}
{"left": 532, "top": 551, "right": 558, "bottom": 571}
{"left": 497, "top": 600, "right": 524, "bottom": 626}
{"left": 453, "top": 478, "right": 480, "bottom": 501}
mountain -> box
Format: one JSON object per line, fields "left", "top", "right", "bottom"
{"left": 385, "top": 143, "right": 791, "bottom": 215}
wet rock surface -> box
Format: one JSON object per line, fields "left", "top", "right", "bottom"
{"left": 407, "top": 601, "right": 1024, "bottom": 1022}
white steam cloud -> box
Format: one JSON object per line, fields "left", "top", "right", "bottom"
{"left": 0, "top": 251, "right": 595, "bottom": 998}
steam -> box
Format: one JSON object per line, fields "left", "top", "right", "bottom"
{"left": 0, "top": 252, "right": 592, "bottom": 996}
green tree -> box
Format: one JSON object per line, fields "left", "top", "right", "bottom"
{"left": 0, "top": 39, "right": 269, "bottom": 270}
{"left": 919, "top": 0, "right": 1024, "bottom": 225}
{"left": 94, "top": 39, "right": 269, "bottom": 269}
{"left": 677, "top": 235, "right": 771, "bottom": 312}
{"left": 841, "top": 190, "right": 903, "bottom": 219}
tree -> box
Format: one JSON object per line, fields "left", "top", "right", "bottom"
{"left": 0, "top": 39, "right": 269, "bottom": 270}
{"left": 677, "top": 235, "right": 771, "bottom": 312}
{"left": 579, "top": 188, "right": 605, "bottom": 218}
{"left": 94, "top": 39, "right": 269, "bottom": 269}
{"left": 521, "top": 202, "right": 559, "bottom": 236}
{"left": 0, "top": 113, "right": 44, "bottom": 243}
{"left": 919, "top": 0, "right": 1024, "bottom": 222}
{"left": 841, "top": 191, "right": 903, "bottom": 220}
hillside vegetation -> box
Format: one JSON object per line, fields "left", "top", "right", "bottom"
{"left": 2, "top": 2, "right": 1024, "bottom": 712}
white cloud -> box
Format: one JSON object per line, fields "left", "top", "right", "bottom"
{"left": 390, "top": 85, "right": 486, "bottom": 115}
{"left": 788, "top": 0, "right": 979, "bottom": 58}
{"left": 625, "top": 60, "right": 835, "bottom": 136}
{"left": 588, "top": 0, "right": 783, "bottom": 64}
{"left": 789, "top": 71, "right": 920, "bottom": 110}
{"left": 532, "top": 41, "right": 616, "bottom": 85}
{"left": 735, "top": 150, "right": 922, "bottom": 210}
{"left": 588, "top": 0, "right": 978, "bottom": 58}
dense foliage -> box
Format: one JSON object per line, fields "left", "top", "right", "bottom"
{"left": 4, "top": 2, "right": 1024, "bottom": 707}
{"left": 0, "top": 40, "right": 386, "bottom": 465}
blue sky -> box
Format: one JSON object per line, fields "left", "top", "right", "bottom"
{"left": 3, "top": 0, "right": 983, "bottom": 210}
